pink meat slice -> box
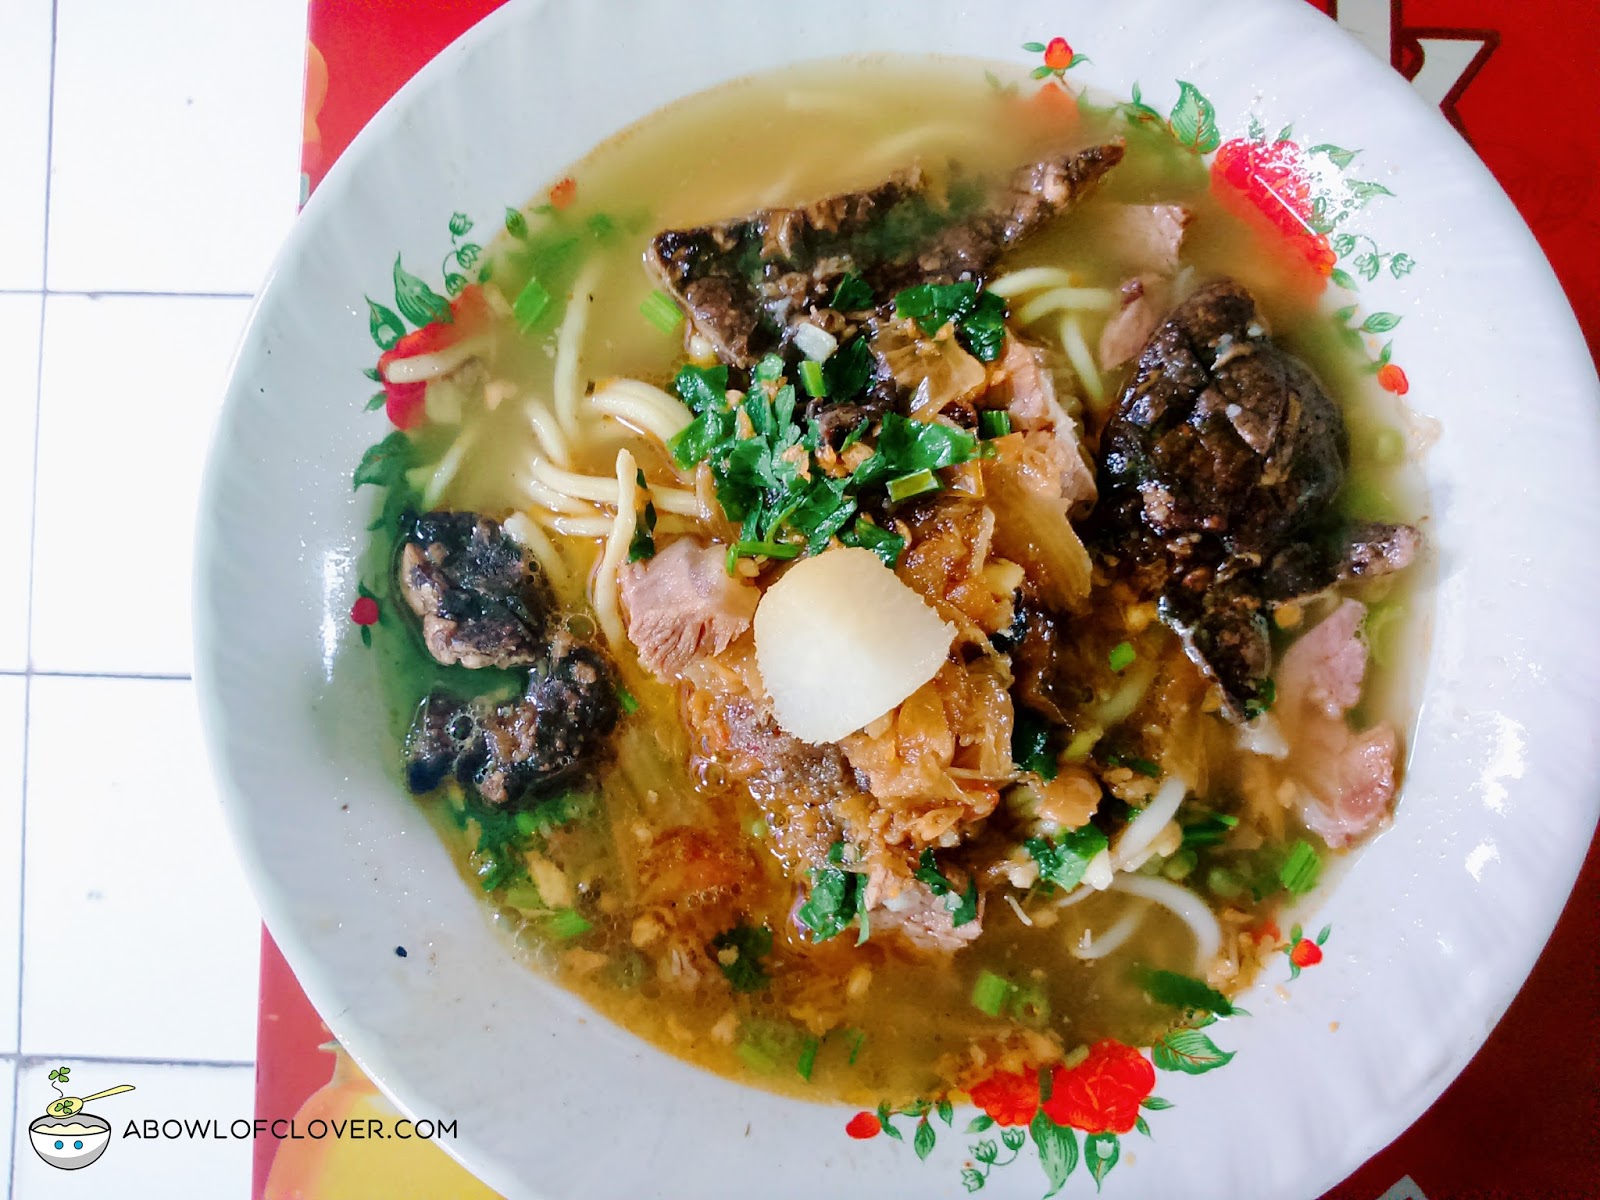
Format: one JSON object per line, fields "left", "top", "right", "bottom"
{"left": 619, "top": 538, "right": 760, "bottom": 680}
{"left": 1277, "top": 598, "right": 1401, "bottom": 848}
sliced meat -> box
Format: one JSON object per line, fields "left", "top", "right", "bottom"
{"left": 992, "top": 337, "right": 1096, "bottom": 514}
{"left": 1276, "top": 598, "right": 1367, "bottom": 719}
{"left": 1263, "top": 520, "right": 1423, "bottom": 601}
{"left": 398, "top": 511, "right": 553, "bottom": 669}
{"left": 647, "top": 143, "right": 1125, "bottom": 366}
{"left": 619, "top": 538, "right": 760, "bottom": 680}
{"left": 868, "top": 877, "right": 984, "bottom": 953}
{"left": 1098, "top": 275, "right": 1170, "bottom": 371}
{"left": 404, "top": 632, "right": 620, "bottom": 804}
{"left": 1096, "top": 279, "right": 1420, "bottom": 718}
{"left": 1098, "top": 203, "right": 1192, "bottom": 275}
{"left": 1275, "top": 599, "right": 1400, "bottom": 848}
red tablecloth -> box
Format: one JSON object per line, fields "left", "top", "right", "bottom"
{"left": 256, "top": 3, "right": 1600, "bottom": 1196}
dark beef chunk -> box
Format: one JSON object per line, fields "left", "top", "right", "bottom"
{"left": 404, "top": 635, "right": 620, "bottom": 805}
{"left": 478, "top": 635, "right": 620, "bottom": 802}
{"left": 1095, "top": 279, "right": 1420, "bottom": 718}
{"left": 404, "top": 691, "right": 489, "bottom": 795}
{"left": 398, "top": 511, "right": 553, "bottom": 670}
{"left": 646, "top": 143, "right": 1125, "bottom": 366}
{"left": 1009, "top": 602, "right": 1095, "bottom": 725}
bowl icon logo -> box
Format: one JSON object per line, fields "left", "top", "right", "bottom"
{"left": 29, "top": 1066, "right": 135, "bottom": 1171}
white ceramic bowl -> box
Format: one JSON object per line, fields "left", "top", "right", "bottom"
{"left": 195, "top": 0, "right": 1600, "bottom": 1196}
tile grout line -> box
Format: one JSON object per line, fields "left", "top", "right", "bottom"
{"left": 12, "top": 5, "right": 58, "bottom": 1192}
{"left": 1, "top": 1052, "right": 255, "bottom": 1070}
{"left": 0, "top": 289, "right": 255, "bottom": 300}
{"left": 0, "top": 670, "right": 193, "bottom": 682}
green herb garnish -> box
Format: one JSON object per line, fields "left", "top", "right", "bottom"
{"left": 1135, "top": 968, "right": 1235, "bottom": 1016}
{"left": 710, "top": 923, "right": 774, "bottom": 993}
{"left": 1109, "top": 641, "right": 1137, "bottom": 672}
{"left": 892, "top": 281, "right": 1009, "bottom": 361}
{"left": 1025, "top": 827, "right": 1111, "bottom": 892}
{"left": 1012, "top": 710, "right": 1059, "bottom": 780}
{"left": 544, "top": 908, "right": 592, "bottom": 940}
{"left": 822, "top": 337, "right": 875, "bottom": 400}
{"left": 831, "top": 273, "right": 874, "bottom": 311}
{"left": 797, "top": 848, "right": 868, "bottom": 943}
{"left": 979, "top": 410, "right": 1012, "bottom": 439}
{"left": 1180, "top": 812, "right": 1239, "bottom": 849}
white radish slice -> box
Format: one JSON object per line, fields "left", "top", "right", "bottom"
{"left": 754, "top": 547, "right": 954, "bottom": 744}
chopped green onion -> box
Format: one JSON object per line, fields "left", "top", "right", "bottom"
{"left": 971, "top": 970, "right": 1015, "bottom": 1018}
{"left": 980, "top": 410, "right": 1012, "bottom": 439}
{"left": 1206, "top": 866, "right": 1245, "bottom": 900}
{"left": 617, "top": 686, "right": 640, "bottom": 715}
{"left": 798, "top": 359, "right": 827, "bottom": 398}
{"left": 545, "top": 908, "right": 592, "bottom": 939}
{"left": 731, "top": 539, "right": 802, "bottom": 560}
{"left": 749, "top": 818, "right": 769, "bottom": 838}
{"left": 513, "top": 810, "right": 540, "bottom": 838}
{"left": 886, "top": 468, "right": 941, "bottom": 504}
{"left": 1161, "top": 848, "right": 1199, "bottom": 881}
{"left": 1011, "top": 982, "right": 1051, "bottom": 1028}
{"left": 797, "top": 1036, "right": 820, "bottom": 1081}
{"left": 847, "top": 1029, "right": 867, "bottom": 1065}
{"left": 512, "top": 276, "right": 552, "bottom": 331}
{"left": 639, "top": 289, "right": 683, "bottom": 334}
{"left": 1109, "top": 641, "right": 1137, "bottom": 672}
{"left": 1279, "top": 839, "right": 1323, "bottom": 895}
{"left": 737, "top": 1039, "right": 777, "bottom": 1074}
{"left": 501, "top": 882, "right": 543, "bottom": 911}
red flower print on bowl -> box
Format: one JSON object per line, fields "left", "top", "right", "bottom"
{"left": 1212, "top": 137, "right": 1335, "bottom": 279}
{"left": 967, "top": 1071, "right": 1039, "bottom": 1128}
{"left": 1041, "top": 1040, "right": 1156, "bottom": 1136}
{"left": 1285, "top": 923, "right": 1332, "bottom": 980}
{"left": 1377, "top": 362, "right": 1410, "bottom": 395}
{"left": 845, "top": 1111, "right": 881, "bottom": 1140}
{"left": 350, "top": 596, "right": 379, "bottom": 627}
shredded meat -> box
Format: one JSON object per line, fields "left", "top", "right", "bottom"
{"left": 620, "top": 538, "right": 760, "bottom": 680}
{"left": 1098, "top": 203, "right": 1192, "bottom": 275}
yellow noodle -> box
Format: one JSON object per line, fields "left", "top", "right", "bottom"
{"left": 865, "top": 121, "right": 987, "bottom": 167}
{"left": 553, "top": 259, "right": 603, "bottom": 436}
{"left": 1059, "top": 312, "right": 1106, "bottom": 409}
{"left": 526, "top": 396, "right": 572, "bottom": 466}
{"left": 529, "top": 457, "right": 700, "bottom": 517}
{"left": 591, "top": 378, "right": 693, "bottom": 444}
{"left": 520, "top": 473, "right": 597, "bottom": 516}
{"left": 593, "top": 449, "right": 639, "bottom": 648}
{"left": 417, "top": 420, "right": 481, "bottom": 509}
{"left": 986, "top": 267, "right": 1079, "bottom": 298}
{"left": 381, "top": 333, "right": 492, "bottom": 385}
{"left": 502, "top": 511, "right": 574, "bottom": 594}
{"left": 1015, "top": 286, "right": 1118, "bottom": 325}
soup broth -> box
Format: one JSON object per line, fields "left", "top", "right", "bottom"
{"left": 362, "top": 57, "right": 1426, "bottom": 1106}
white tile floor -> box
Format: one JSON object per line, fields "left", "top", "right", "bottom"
{"left": 0, "top": 0, "right": 306, "bottom": 1192}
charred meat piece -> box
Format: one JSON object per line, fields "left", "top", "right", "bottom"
{"left": 647, "top": 143, "right": 1125, "bottom": 366}
{"left": 404, "top": 633, "right": 620, "bottom": 804}
{"left": 398, "top": 512, "right": 553, "bottom": 669}
{"left": 1097, "top": 279, "right": 1419, "bottom": 717}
